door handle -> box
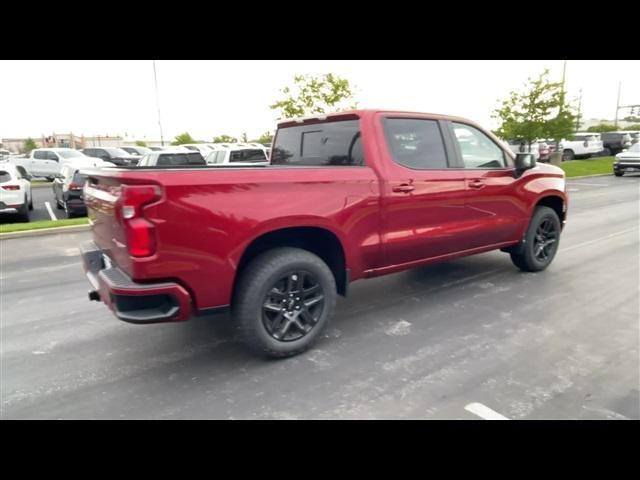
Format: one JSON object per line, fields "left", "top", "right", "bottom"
{"left": 392, "top": 183, "right": 415, "bottom": 193}
{"left": 468, "top": 179, "right": 485, "bottom": 189}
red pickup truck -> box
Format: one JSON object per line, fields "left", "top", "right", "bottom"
{"left": 80, "top": 110, "right": 567, "bottom": 357}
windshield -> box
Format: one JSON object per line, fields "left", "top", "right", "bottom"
{"left": 57, "top": 150, "right": 86, "bottom": 159}
{"left": 104, "top": 148, "right": 131, "bottom": 157}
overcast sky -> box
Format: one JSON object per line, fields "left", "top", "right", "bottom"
{"left": 1, "top": 60, "right": 638, "bottom": 141}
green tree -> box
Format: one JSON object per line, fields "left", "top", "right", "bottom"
{"left": 171, "top": 132, "right": 197, "bottom": 145}
{"left": 23, "top": 138, "right": 38, "bottom": 153}
{"left": 212, "top": 134, "right": 238, "bottom": 143}
{"left": 623, "top": 124, "right": 640, "bottom": 131}
{"left": 250, "top": 131, "right": 274, "bottom": 144}
{"left": 270, "top": 73, "right": 358, "bottom": 120}
{"left": 493, "top": 69, "right": 576, "bottom": 151}
{"left": 586, "top": 123, "right": 618, "bottom": 133}
{"left": 135, "top": 140, "right": 147, "bottom": 147}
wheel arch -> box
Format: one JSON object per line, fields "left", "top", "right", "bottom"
{"left": 233, "top": 225, "right": 350, "bottom": 299}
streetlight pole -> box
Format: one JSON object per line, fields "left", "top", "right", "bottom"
{"left": 153, "top": 60, "right": 165, "bottom": 146}
{"left": 614, "top": 81, "right": 622, "bottom": 128}
{"left": 575, "top": 88, "right": 582, "bottom": 132}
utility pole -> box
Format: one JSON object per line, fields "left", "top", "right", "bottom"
{"left": 614, "top": 81, "right": 621, "bottom": 127}
{"left": 575, "top": 88, "right": 582, "bottom": 132}
{"left": 153, "top": 60, "right": 165, "bottom": 146}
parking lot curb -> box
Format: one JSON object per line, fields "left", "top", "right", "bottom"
{"left": 0, "top": 224, "right": 90, "bottom": 240}
{"left": 567, "top": 173, "right": 613, "bottom": 180}
{"left": 30, "top": 183, "right": 52, "bottom": 189}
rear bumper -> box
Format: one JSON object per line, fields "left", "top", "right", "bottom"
{"left": 80, "top": 241, "right": 192, "bottom": 324}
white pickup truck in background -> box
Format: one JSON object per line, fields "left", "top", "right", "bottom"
{"left": 560, "top": 133, "right": 604, "bottom": 160}
{"left": 7, "top": 148, "right": 113, "bottom": 180}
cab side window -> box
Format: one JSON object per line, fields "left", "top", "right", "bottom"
{"left": 382, "top": 118, "right": 449, "bottom": 169}
{"left": 451, "top": 123, "right": 508, "bottom": 169}
{"left": 46, "top": 151, "right": 59, "bottom": 162}
{"left": 34, "top": 151, "right": 47, "bottom": 160}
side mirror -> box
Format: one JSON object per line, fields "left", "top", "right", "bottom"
{"left": 515, "top": 153, "right": 536, "bottom": 174}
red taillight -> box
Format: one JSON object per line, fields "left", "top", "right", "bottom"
{"left": 119, "top": 185, "right": 162, "bottom": 258}
{"left": 69, "top": 183, "right": 83, "bottom": 191}
{"left": 1, "top": 185, "right": 20, "bottom": 190}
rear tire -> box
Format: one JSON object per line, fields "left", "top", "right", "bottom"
{"left": 232, "top": 247, "right": 337, "bottom": 358}
{"left": 17, "top": 196, "right": 30, "bottom": 222}
{"left": 510, "top": 206, "right": 561, "bottom": 272}
{"left": 614, "top": 170, "right": 624, "bottom": 177}
{"left": 562, "top": 149, "right": 574, "bottom": 161}
{"left": 56, "top": 198, "right": 63, "bottom": 209}
{"left": 28, "top": 195, "right": 33, "bottom": 210}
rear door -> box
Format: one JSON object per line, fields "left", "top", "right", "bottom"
{"left": 377, "top": 115, "right": 469, "bottom": 266}
{"left": 447, "top": 121, "right": 527, "bottom": 249}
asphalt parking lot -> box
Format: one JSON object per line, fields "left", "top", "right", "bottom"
{"left": 1, "top": 175, "right": 638, "bottom": 419}
{"left": 0, "top": 185, "right": 81, "bottom": 224}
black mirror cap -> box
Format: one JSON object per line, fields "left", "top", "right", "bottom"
{"left": 515, "top": 153, "right": 536, "bottom": 172}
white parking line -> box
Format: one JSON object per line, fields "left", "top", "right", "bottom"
{"left": 44, "top": 201, "right": 57, "bottom": 221}
{"left": 464, "top": 402, "right": 509, "bottom": 420}
{"left": 561, "top": 227, "right": 638, "bottom": 253}
{"left": 568, "top": 182, "right": 609, "bottom": 187}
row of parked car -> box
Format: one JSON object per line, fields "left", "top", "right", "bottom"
{"left": 504, "top": 131, "right": 639, "bottom": 162}
{"left": 0, "top": 142, "right": 272, "bottom": 222}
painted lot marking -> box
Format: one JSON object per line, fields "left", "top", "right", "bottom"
{"left": 569, "top": 182, "right": 610, "bottom": 187}
{"left": 44, "top": 201, "right": 57, "bottom": 221}
{"left": 561, "top": 227, "right": 638, "bottom": 253}
{"left": 465, "top": 402, "right": 509, "bottom": 420}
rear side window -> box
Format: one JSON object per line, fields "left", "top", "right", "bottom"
{"left": 0, "top": 171, "right": 12, "bottom": 183}
{"left": 271, "top": 119, "right": 365, "bottom": 166}
{"left": 72, "top": 172, "right": 87, "bottom": 184}
{"left": 156, "top": 153, "right": 205, "bottom": 166}
{"left": 34, "top": 151, "right": 47, "bottom": 159}
{"left": 229, "top": 149, "right": 267, "bottom": 162}
{"left": 383, "top": 118, "right": 448, "bottom": 169}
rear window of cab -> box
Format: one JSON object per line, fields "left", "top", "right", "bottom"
{"left": 272, "top": 120, "right": 364, "bottom": 167}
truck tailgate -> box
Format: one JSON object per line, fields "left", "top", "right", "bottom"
{"left": 83, "top": 173, "right": 132, "bottom": 275}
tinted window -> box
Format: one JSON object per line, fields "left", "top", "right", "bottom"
{"left": 72, "top": 172, "right": 87, "bottom": 184}
{"left": 46, "top": 151, "right": 59, "bottom": 161}
{"left": 272, "top": 120, "right": 365, "bottom": 166}
{"left": 156, "top": 153, "right": 205, "bottom": 166}
{"left": 34, "top": 151, "right": 47, "bottom": 160}
{"left": 383, "top": 118, "right": 448, "bottom": 169}
{"left": 0, "top": 171, "right": 11, "bottom": 183}
{"left": 452, "top": 123, "right": 506, "bottom": 169}
{"left": 229, "top": 149, "right": 267, "bottom": 162}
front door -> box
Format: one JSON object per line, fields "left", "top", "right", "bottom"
{"left": 447, "top": 121, "right": 528, "bottom": 249}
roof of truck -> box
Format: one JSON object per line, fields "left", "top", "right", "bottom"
{"left": 276, "top": 109, "right": 478, "bottom": 128}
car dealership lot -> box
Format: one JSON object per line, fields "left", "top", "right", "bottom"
{"left": 0, "top": 175, "right": 638, "bottom": 419}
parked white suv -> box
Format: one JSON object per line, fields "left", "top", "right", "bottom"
{"left": 204, "top": 144, "right": 269, "bottom": 165}
{"left": 0, "top": 161, "right": 33, "bottom": 221}
{"left": 560, "top": 133, "right": 604, "bottom": 160}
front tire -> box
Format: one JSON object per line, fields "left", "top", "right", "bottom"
{"left": 510, "top": 206, "right": 561, "bottom": 272}
{"left": 232, "top": 247, "right": 337, "bottom": 358}
{"left": 563, "top": 149, "right": 574, "bottom": 161}
{"left": 614, "top": 170, "right": 624, "bottom": 177}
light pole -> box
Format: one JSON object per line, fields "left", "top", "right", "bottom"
{"left": 153, "top": 60, "right": 165, "bottom": 146}
{"left": 614, "top": 81, "right": 621, "bottom": 128}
